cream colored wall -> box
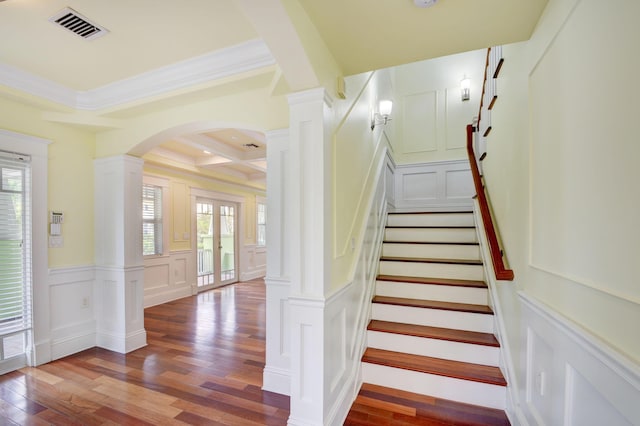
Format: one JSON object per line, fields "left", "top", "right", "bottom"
{"left": 0, "top": 97, "right": 95, "bottom": 268}
{"left": 483, "top": 0, "right": 640, "bottom": 363}
{"left": 392, "top": 50, "right": 486, "bottom": 164}
{"left": 331, "top": 69, "right": 394, "bottom": 287}
{"left": 143, "top": 164, "right": 265, "bottom": 252}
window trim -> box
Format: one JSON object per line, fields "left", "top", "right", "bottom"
{"left": 142, "top": 176, "right": 169, "bottom": 258}
{"left": 256, "top": 196, "right": 266, "bottom": 247}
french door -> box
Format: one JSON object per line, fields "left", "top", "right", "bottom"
{"left": 0, "top": 151, "right": 32, "bottom": 374}
{"left": 196, "top": 199, "right": 238, "bottom": 291}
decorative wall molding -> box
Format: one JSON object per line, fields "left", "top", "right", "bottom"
{"left": 262, "top": 278, "right": 291, "bottom": 395}
{"left": 393, "top": 159, "right": 474, "bottom": 211}
{"left": 143, "top": 251, "right": 194, "bottom": 308}
{"left": 239, "top": 245, "right": 266, "bottom": 282}
{"left": 0, "top": 62, "right": 78, "bottom": 107}
{"left": 528, "top": 263, "right": 640, "bottom": 307}
{"left": 47, "top": 265, "right": 97, "bottom": 361}
{"left": 324, "top": 145, "right": 389, "bottom": 426}
{"left": 0, "top": 39, "right": 275, "bottom": 111}
{"left": 518, "top": 292, "right": 640, "bottom": 425}
{"left": 262, "top": 129, "right": 291, "bottom": 396}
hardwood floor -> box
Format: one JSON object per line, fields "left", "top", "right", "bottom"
{"left": 345, "top": 383, "right": 510, "bottom": 426}
{"left": 0, "top": 279, "right": 509, "bottom": 425}
{"left": 0, "top": 279, "right": 289, "bottom": 425}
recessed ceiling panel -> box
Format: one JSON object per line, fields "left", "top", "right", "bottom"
{"left": 204, "top": 128, "right": 266, "bottom": 152}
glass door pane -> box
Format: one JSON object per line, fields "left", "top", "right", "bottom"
{"left": 196, "top": 201, "right": 215, "bottom": 289}
{"left": 219, "top": 204, "right": 236, "bottom": 283}
{"left": 0, "top": 159, "right": 32, "bottom": 373}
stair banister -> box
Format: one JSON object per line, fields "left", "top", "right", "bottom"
{"left": 467, "top": 47, "right": 514, "bottom": 281}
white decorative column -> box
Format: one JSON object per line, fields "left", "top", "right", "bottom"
{"left": 94, "top": 155, "right": 147, "bottom": 353}
{"left": 263, "top": 129, "right": 292, "bottom": 395}
{"left": 286, "top": 88, "right": 334, "bottom": 426}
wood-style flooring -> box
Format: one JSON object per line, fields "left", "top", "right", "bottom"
{"left": 0, "top": 279, "right": 509, "bottom": 425}
{"left": 0, "top": 279, "right": 289, "bottom": 425}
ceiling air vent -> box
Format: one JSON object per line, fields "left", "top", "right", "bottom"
{"left": 49, "top": 7, "right": 109, "bottom": 40}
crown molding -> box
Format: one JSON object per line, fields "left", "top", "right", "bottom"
{"left": 0, "top": 62, "right": 78, "bottom": 107}
{"left": 0, "top": 39, "right": 275, "bottom": 112}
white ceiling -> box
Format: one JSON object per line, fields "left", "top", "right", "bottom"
{"left": 0, "top": 0, "right": 548, "bottom": 187}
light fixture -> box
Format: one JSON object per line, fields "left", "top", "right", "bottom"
{"left": 461, "top": 77, "right": 471, "bottom": 101}
{"left": 371, "top": 100, "right": 393, "bottom": 130}
{"left": 414, "top": 0, "right": 437, "bottom": 7}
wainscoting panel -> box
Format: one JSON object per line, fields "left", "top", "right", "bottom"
{"left": 324, "top": 157, "right": 389, "bottom": 425}
{"left": 143, "top": 251, "right": 194, "bottom": 308}
{"left": 48, "top": 266, "right": 97, "bottom": 361}
{"left": 240, "top": 244, "right": 266, "bottom": 281}
{"left": 263, "top": 278, "right": 291, "bottom": 396}
{"left": 394, "top": 160, "right": 473, "bottom": 211}
{"left": 401, "top": 171, "right": 437, "bottom": 201}
{"left": 401, "top": 91, "right": 438, "bottom": 154}
{"left": 519, "top": 293, "right": 640, "bottom": 425}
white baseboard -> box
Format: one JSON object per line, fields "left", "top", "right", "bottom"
{"left": 33, "top": 339, "right": 52, "bottom": 366}
{"left": 240, "top": 270, "right": 266, "bottom": 282}
{"left": 144, "top": 285, "right": 193, "bottom": 308}
{"left": 96, "top": 329, "right": 147, "bottom": 354}
{"left": 51, "top": 330, "right": 96, "bottom": 361}
{"left": 262, "top": 365, "right": 291, "bottom": 396}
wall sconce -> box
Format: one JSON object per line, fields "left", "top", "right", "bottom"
{"left": 371, "top": 100, "right": 393, "bottom": 130}
{"left": 461, "top": 77, "right": 471, "bottom": 101}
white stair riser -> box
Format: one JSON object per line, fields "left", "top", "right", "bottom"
{"left": 376, "top": 281, "right": 488, "bottom": 305}
{"left": 367, "top": 331, "right": 500, "bottom": 366}
{"left": 387, "top": 213, "right": 475, "bottom": 228}
{"left": 382, "top": 243, "right": 480, "bottom": 261}
{"left": 380, "top": 261, "right": 484, "bottom": 281}
{"left": 385, "top": 228, "right": 478, "bottom": 244}
{"left": 372, "top": 303, "right": 494, "bottom": 333}
{"left": 361, "top": 363, "right": 506, "bottom": 410}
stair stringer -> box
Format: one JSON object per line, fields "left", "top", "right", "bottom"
{"left": 473, "top": 198, "right": 528, "bottom": 426}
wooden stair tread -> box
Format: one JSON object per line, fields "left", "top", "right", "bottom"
{"left": 376, "top": 274, "right": 487, "bottom": 288}
{"left": 352, "top": 383, "right": 510, "bottom": 425}
{"left": 388, "top": 211, "right": 473, "bottom": 215}
{"left": 385, "top": 225, "right": 476, "bottom": 229}
{"left": 368, "top": 320, "right": 499, "bottom": 347}
{"left": 362, "top": 348, "right": 507, "bottom": 386}
{"left": 383, "top": 240, "right": 480, "bottom": 246}
{"left": 372, "top": 296, "right": 494, "bottom": 315}
{"left": 380, "top": 256, "right": 483, "bottom": 265}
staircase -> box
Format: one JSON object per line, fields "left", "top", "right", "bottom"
{"left": 358, "top": 211, "right": 509, "bottom": 423}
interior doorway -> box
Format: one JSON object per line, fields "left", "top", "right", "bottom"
{"left": 196, "top": 198, "right": 238, "bottom": 291}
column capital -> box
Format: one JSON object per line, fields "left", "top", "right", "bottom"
{"left": 287, "top": 87, "right": 334, "bottom": 109}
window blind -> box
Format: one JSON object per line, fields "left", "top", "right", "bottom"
{"left": 142, "top": 184, "right": 162, "bottom": 256}
{"left": 0, "top": 150, "right": 32, "bottom": 362}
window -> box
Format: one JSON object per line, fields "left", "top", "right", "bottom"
{"left": 0, "top": 152, "right": 32, "bottom": 366}
{"left": 257, "top": 202, "right": 266, "bottom": 246}
{"left": 142, "top": 184, "right": 162, "bottom": 256}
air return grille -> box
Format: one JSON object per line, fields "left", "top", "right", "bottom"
{"left": 49, "top": 7, "right": 108, "bottom": 40}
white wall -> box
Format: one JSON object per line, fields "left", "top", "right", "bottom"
{"left": 392, "top": 50, "right": 486, "bottom": 164}
{"left": 479, "top": 0, "right": 640, "bottom": 423}
{"left": 393, "top": 160, "right": 473, "bottom": 212}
